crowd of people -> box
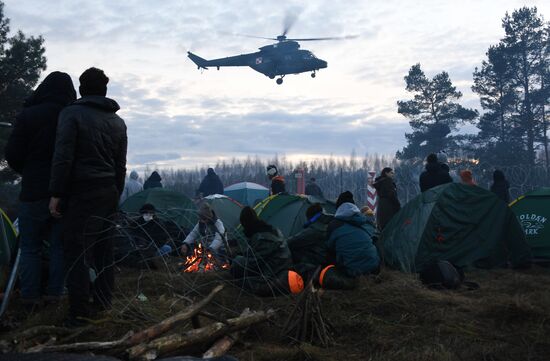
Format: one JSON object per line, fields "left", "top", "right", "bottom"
{"left": 4, "top": 69, "right": 514, "bottom": 326}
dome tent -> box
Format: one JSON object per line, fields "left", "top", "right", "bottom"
{"left": 201, "top": 194, "right": 243, "bottom": 231}
{"left": 379, "top": 183, "right": 531, "bottom": 273}
{"left": 510, "top": 188, "right": 550, "bottom": 261}
{"left": 224, "top": 182, "right": 269, "bottom": 207}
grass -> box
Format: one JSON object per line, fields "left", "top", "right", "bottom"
{"left": 1, "top": 263, "right": 550, "bottom": 361}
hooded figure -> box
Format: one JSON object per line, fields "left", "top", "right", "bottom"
{"left": 490, "top": 170, "right": 510, "bottom": 203}
{"left": 144, "top": 171, "right": 163, "bottom": 189}
{"left": 419, "top": 153, "right": 453, "bottom": 192}
{"left": 305, "top": 177, "right": 324, "bottom": 198}
{"left": 181, "top": 203, "right": 227, "bottom": 262}
{"left": 373, "top": 167, "right": 401, "bottom": 230}
{"left": 326, "top": 194, "right": 380, "bottom": 277}
{"left": 197, "top": 168, "right": 224, "bottom": 197}
{"left": 5, "top": 71, "right": 76, "bottom": 304}
{"left": 267, "top": 165, "right": 286, "bottom": 195}
{"left": 120, "top": 170, "right": 143, "bottom": 204}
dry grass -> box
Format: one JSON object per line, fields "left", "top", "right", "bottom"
{"left": 1, "top": 264, "right": 550, "bottom": 361}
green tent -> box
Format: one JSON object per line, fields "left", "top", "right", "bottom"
{"left": 120, "top": 188, "right": 198, "bottom": 230}
{"left": 202, "top": 194, "right": 243, "bottom": 231}
{"left": 0, "top": 209, "right": 17, "bottom": 290}
{"left": 510, "top": 188, "right": 550, "bottom": 260}
{"left": 254, "top": 194, "right": 336, "bottom": 238}
{"left": 379, "top": 183, "right": 531, "bottom": 273}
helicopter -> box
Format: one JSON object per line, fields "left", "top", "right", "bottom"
{"left": 187, "top": 17, "right": 355, "bottom": 85}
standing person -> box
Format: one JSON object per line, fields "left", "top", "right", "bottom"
{"left": 459, "top": 169, "right": 476, "bottom": 186}
{"left": 419, "top": 153, "right": 453, "bottom": 192}
{"left": 5, "top": 72, "right": 76, "bottom": 307}
{"left": 266, "top": 164, "right": 285, "bottom": 195}
{"left": 197, "top": 168, "right": 224, "bottom": 197}
{"left": 119, "top": 170, "right": 143, "bottom": 204}
{"left": 49, "top": 67, "right": 127, "bottom": 326}
{"left": 143, "top": 171, "right": 163, "bottom": 190}
{"left": 373, "top": 167, "right": 401, "bottom": 231}
{"left": 305, "top": 177, "right": 324, "bottom": 198}
{"left": 490, "top": 170, "right": 511, "bottom": 203}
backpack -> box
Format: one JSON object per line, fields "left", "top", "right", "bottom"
{"left": 419, "top": 260, "right": 479, "bottom": 290}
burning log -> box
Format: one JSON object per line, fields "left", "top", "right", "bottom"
{"left": 127, "top": 309, "right": 275, "bottom": 361}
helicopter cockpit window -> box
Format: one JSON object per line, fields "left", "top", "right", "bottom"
{"left": 303, "top": 52, "right": 315, "bottom": 59}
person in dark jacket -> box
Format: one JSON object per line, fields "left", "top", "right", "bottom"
{"left": 231, "top": 207, "right": 301, "bottom": 295}
{"left": 305, "top": 177, "right": 324, "bottom": 198}
{"left": 285, "top": 203, "right": 331, "bottom": 280}
{"left": 373, "top": 167, "right": 401, "bottom": 231}
{"left": 143, "top": 171, "right": 163, "bottom": 189}
{"left": 197, "top": 168, "right": 224, "bottom": 197}
{"left": 326, "top": 191, "right": 380, "bottom": 278}
{"left": 266, "top": 164, "right": 286, "bottom": 195}
{"left": 491, "top": 170, "right": 511, "bottom": 203}
{"left": 49, "top": 67, "right": 127, "bottom": 326}
{"left": 5, "top": 71, "right": 76, "bottom": 305}
{"left": 419, "top": 153, "right": 453, "bottom": 192}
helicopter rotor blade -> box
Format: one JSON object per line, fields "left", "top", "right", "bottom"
{"left": 222, "top": 32, "right": 277, "bottom": 41}
{"left": 286, "top": 35, "right": 359, "bottom": 41}
{"left": 282, "top": 12, "right": 299, "bottom": 37}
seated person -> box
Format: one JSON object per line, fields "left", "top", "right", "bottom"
{"left": 286, "top": 203, "right": 331, "bottom": 281}
{"left": 180, "top": 203, "right": 227, "bottom": 263}
{"left": 232, "top": 206, "right": 302, "bottom": 296}
{"left": 321, "top": 191, "right": 380, "bottom": 289}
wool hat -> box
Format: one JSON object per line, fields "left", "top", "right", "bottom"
{"left": 139, "top": 203, "right": 156, "bottom": 214}
{"left": 198, "top": 203, "right": 214, "bottom": 220}
{"left": 336, "top": 191, "right": 355, "bottom": 208}
{"left": 460, "top": 170, "right": 476, "bottom": 185}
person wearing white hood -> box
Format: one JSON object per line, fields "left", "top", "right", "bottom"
{"left": 120, "top": 170, "right": 143, "bottom": 204}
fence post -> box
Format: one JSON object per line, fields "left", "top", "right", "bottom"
{"left": 367, "top": 170, "right": 378, "bottom": 216}
{"left": 295, "top": 168, "right": 305, "bottom": 195}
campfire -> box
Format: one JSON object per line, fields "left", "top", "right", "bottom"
{"left": 181, "top": 243, "right": 230, "bottom": 273}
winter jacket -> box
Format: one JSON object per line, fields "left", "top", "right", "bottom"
{"left": 143, "top": 171, "right": 163, "bottom": 190}
{"left": 491, "top": 180, "right": 511, "bottom": 203}
{"left": 270, "top": 175, "right": 286, "bottom": 195}
{"left": 286, "top": 213, "right": 331, "bottom": 273}
{"left": 326, "top": 203, "right": 380, "bottom": 277}
{"left": 373, "top": 176, "right": 401, "bottom": 230}
{"left": 49, "top": 96, "right": 127, "bottom": 197}
{"left": 5, "top": 72, "right": 76, "bottom": 201}
{"left": 305, "top": 181, "right": 324, "bottom": 198}
{"left": 120, "top": 171, "right": 143, "bottom": 204}
{"left": 197, "top": 169, "right": 224, "bottom": 196}
{"left": 183, "top": 218, "right": 226, "bottom": 252}
{"left": 419, "top": 162, "right": 453, "bottom": 192}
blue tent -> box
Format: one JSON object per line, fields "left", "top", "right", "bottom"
{"left": 224, "top": 182, "right": 269, "bottom": 206}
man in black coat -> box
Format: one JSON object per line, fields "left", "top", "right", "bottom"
{"left": 5, "top": 71, "right": 76, "bottom": 305}
{"left": 305, "top": 177, "right": 324, "bottom": 198}
{"left": 419, "top": 153, "right": 453, "bottom": 192}
{"left": 197, "top": 168, "right": 224, "bottom": 197}
{"left": 49, "top": 68, "right": 127, "bottom": 326}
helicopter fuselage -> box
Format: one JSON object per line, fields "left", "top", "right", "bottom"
{"left": 188, "top": 41, "right": 327, "bottom": 84}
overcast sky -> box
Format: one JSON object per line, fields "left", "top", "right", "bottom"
{"left": 4, "top": 0, "right": 550, "bottom": 169}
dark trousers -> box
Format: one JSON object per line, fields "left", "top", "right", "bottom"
{"left": 62, "top": 185, "right": 118, "bottom": 318}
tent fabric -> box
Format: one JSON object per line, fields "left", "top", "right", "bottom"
{"left": 0, "top": 209, "right": 17, "bottom": 290}
{"left": 254, "top": 194, "right": 336, "bottom": 238}
{"left": 224, "top": 182, "right": 269, "bottom": 206}
{"left": 379, "top": 183, "right": 531, "bottom": 273}
{"left": 120, "top": 188, "right": 197, "bottom": 230}
{"left": 510, "top": 187, "right": 550, "bottom": 259}
{"left": 202, "top": 194, "right": 243, "bottom": 231}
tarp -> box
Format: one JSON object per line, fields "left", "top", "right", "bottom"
{"left": 202, "top": 194, "right": 243, "bottom": 231}
{"left": 120, "top": 188, "right": 197, "bottom": 230}
{"left": 379, "top": 183, "right": 531, "bottom": 273}
{"left": 510, "top": 187, "right": 550, "bottom": 260}
{"left": 0, "top": 209, "right": 17, "bottom": 290}
{"left": 224, "top": 182, "right": 269, "bottom": 206}
{"left": 254, "top": 194, "right": 336, "bottom": 238}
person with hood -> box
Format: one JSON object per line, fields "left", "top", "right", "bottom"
{"left": 419, "top": 153, "right": 453, "bottom": 192}
{"left": 232, "top": 206, "right": 302, "bottom": 296}
{"left": 180, "top": 203, "right": 227, "bottom": 264}
{"left": 49, "top": 67, "right": 127, "bottom": 326}
{"left": 320, "top": 191, "right": 379, "bottom": 289}
{"left": 490, "top": 170, "right": 511, "bottom": 203}
{"left": 373, "top": 167, "right": 401, "bottom": 231}
{"left": 285, "top": 203, "right": 331, "bottom": 281}
{"left": 197, "top": 168, "right": 224, "bottom": 197}
{"left": 305, "top": 177, "right": 324, "bottom": 198}
{"left": 143, "top": 171, "right": 162, "bottom": 189}
{"left": 119, "top": 170, "right": 143, "bottom": 204}
{"left": 266, "top": 164, "right": 286, "bottom": 195}
{"left": 5, "top": 72, "right": 76, "bottom": 306}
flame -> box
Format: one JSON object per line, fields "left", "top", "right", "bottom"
{"left": 181, "top": 243, "right": 230, "bottom": 273}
